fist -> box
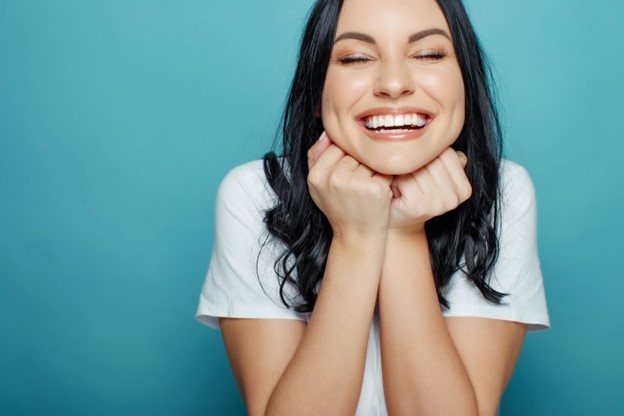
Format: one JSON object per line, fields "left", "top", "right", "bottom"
{"left": 307, "top": 132, "right": 393, "bottom": 238}
{"left": 389, "top": 148, "right": 472, "bottom": 234}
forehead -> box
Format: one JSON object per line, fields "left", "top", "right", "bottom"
{"left": 336, "top": 0, "right": 449, "bottom": 34}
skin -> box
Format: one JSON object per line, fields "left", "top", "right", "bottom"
{"left": 220, "top": 0, "right": 528, "bottom": 415}
{"left": 321, "top": 0, "right": 465, "bottom": 176}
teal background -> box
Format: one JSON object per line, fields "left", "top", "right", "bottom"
{"left": 1, "top": 0, "right": 622, "bottom": 415}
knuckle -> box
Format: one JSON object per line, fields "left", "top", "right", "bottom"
{"left": 430, "top": 199, "right": 444, "bottom": 215}
{"left": 413, "top": 204, "right": 427, "bottom": 217}
{"left": 442, "top": 147, "right": 455, "bottom": 159}
{"left": 446, "top": 194, "right": 460, "bottom": 208}
{"left": 307, "top": 169, "right": 322, "bottom": 186}
{"left": 327, "top": 171, "right": 343, "bottom": 190}
{"left": 461, "top": 183, "right": 473, "bottom": 200}
{"left": 371, "top": 182, "right": 390, "bottom": 199}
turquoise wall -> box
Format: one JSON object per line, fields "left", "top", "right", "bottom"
{"left": 1, "top": 1, "right": 622, "bottom": 415}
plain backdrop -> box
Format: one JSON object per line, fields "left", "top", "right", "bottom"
{"left": 1, "top": 1, "right": 623, "bottom": 415}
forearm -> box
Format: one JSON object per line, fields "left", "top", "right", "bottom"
{"left": 266, "top": 233, "right": 385, "bottom": 416}
{"left": 379, "top": 232, "right": 478, "bottom": 416}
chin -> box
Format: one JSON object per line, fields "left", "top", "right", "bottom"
{"left": 364, "top": 156, "right": 426, "bottom": 176}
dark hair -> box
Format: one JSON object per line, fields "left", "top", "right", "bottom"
{"left": 261, "top": 0, "right": 507, "bottom": 312}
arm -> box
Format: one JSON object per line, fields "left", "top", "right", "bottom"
{"left": 221, "top": 134, "right": 393, "bottom": 415}
{"left": 379, "top": 149, "right": 527, "bottom": 415}
{"left": 265, "top": 232, "right": 387, "bottom": 415}
{"left": 379, "top": 232, "right": 526, "bottom": 416}
{"left": 221, "top": 233, "right": 385, "bottom": 416}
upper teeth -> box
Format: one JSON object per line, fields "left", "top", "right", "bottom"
{"left": 365, "top": 113, "right": 427, "bottom": 129}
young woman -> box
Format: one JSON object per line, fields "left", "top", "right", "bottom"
{"left": 196, "top": 0, "right": 550, "bottom": 415}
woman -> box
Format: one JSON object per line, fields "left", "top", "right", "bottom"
{"left": 196, "top": 0, "right": 550, "bottom": 415}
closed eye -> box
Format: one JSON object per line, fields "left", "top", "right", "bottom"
{"left": 413, "top": 50, "right": 447, "bottom": 61}
{"left": 338, "top": 54, "right": 373, "bottom": 65}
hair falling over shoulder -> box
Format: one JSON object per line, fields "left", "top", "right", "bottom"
{"left": 261, "top": 0, "right": 508, "bottom": 313}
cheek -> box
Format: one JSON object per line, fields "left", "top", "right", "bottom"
{"left": 321, "top": 71, "right": 370, "bottom": 117}
{"left": 320, "top": 76, "right": 340, "bottom": 132}
{"left": 420, "top": 68, "right": 464, "bottom": 107}
{"left": 420, "top": 68, "right": 466, "bottom": 131}
{"left": 320, "top": 71, "right": 369, "bottom": 149}
{"left": 320, "top": 85, "right": 341, "bottom": 143}
{"left": 450, "top": 80, "right": 466, "bottom": 132}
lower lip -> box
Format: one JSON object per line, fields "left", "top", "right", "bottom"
{"left": 357, "top": 119, "right": 431, "bottom": 141}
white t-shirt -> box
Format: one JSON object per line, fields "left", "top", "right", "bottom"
{"left": 196, "top": 158, "right": 550, "bottom": 416}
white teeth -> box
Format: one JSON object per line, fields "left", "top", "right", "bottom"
{"left": 364, "top": 113, "right": 428, "bottom": 129}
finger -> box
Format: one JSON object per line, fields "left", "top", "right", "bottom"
{"left": 307, "top": 132, "right": 331, "bottom": 170}
{"left": 425, "top": 156, "right": 461, "bottom": 207}
{"left": 307, "top": 143, "right": 346, "bottom": 192}
{"left": 350, "top": 162, "right": 393, "bottom": 194}
{"left": 352, "top": 159, "right": 375, "bottom": 176}
{"left": 412, "top": 166, "right": 436, "bottom": 196}
{"left": 308, "top": 143, "right": 345, "bottom": 172}
{"left": 425, "top": 156, "right": 454, "bottom": 192}
{"left": 335, "top": 154, "right": 360, "bottom": 172}
{"left": 456, "top": 150, "right": 468, "bottom": 168}
{"left": 373, "top": 170, "right": 394, "bottom": 184}
{"left": 311, "top": 132, "right": 331, "bottom": 160}
{"left": 394, "top": 171, "right": 425, "bottom": 201}
{"left": 439, "top": 149, "right": 472, "bottom": 200}
{"left": 439, "top": 148, "right": 468, "bottom": 179}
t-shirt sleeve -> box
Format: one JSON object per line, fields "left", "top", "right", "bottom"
{"left": 195, "top": 161, "right": 308, "bottom": 330}
{"left": 441, "top": 161, "right": 551, "bottom": 332}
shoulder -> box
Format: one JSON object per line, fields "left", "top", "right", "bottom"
{"left": 499, "top": 159, "right": 535, "bottom": 196}
{"left": 219, "top": 159, "right": 270, "bottom": 197}
{"left": 216, "top": 159, "right": 276, "bottom": 215}
{"left": 197, "top": 159, "right": 307, "bottom": 329}
{"left": 498, "top": 159, "right": 537, "bottom": 219}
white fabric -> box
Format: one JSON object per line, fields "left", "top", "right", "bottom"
{"left": 196, "top": 158, "right": 550, "bottom": 415}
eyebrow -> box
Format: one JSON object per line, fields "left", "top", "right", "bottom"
{"left": 334, "top": 28, "right": 451, "bottom": 45}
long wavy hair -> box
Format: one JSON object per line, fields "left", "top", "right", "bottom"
{"left": 261, "top": 0, "right": 507, "bottom": 312}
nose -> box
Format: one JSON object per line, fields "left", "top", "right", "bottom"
{"left": 373, "top": 60, "right": 415, "bottom": 99}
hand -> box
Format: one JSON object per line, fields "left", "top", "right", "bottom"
{"left": 389, "top": 148, "right": 472, "bottom": 235}
{"left": 307, "top": 132, "right": 393, "bottom": 239}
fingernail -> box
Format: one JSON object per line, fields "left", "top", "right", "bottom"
{"left": 317, "top": 131, "right": 327, "bottom": 142}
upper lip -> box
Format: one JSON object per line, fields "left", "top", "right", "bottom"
{"left": 355, "top": 106, "right": 435, "bottom": 121}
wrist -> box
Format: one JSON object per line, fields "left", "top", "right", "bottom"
{"left": 333, "top": 228, "right": 388, "bottom": 248}
{"left": 387, "top": 224, "right": 426, "bottom": 239}
{"left": 382, "top": 229, "right": 431, "bottom": 276}
{"left": 330, "top": 231, "right": 388, "bottom": 271}
{"left": 386, "top": 227, "right": 429, "bottom": 250}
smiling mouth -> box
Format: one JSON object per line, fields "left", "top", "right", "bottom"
{"left": 363, "top": 113, "right": 430, "bottom": 133}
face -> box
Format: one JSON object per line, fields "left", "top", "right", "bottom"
{"left": 321, "top": 0, "right": 465, "bottom": 175}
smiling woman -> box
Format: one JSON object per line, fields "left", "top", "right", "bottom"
{"left": 196, "top": 1, "right": 550, "bottom": 415}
